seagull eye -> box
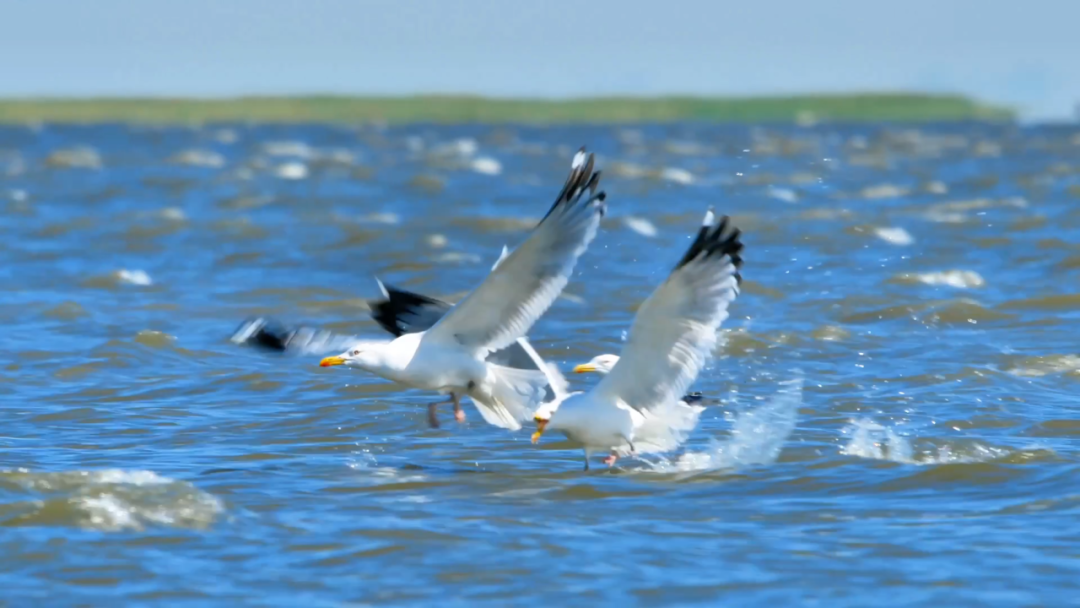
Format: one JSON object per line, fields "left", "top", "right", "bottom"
{"left": 351, "top": 349, "right": 361, "bottom": 356}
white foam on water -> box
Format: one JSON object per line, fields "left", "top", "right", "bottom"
{"left": 840, "top": 419, "right": 1020, "bottom": 465}
{"left": 116, "top": 269, "right": 153, "bottom": 286}
{"left": 452, "top": 138, "right": 479, "bottom": 158}
{"left": 159, "top": 207, "right": 187, "bottom": 221}
{"left": 914, "top": 270, "right": 985, "bottom": 289}
{"left": 1005, "top": 354, "right": 1080, "bottom": 378}
{"left": 1, "top": 468, "right": 224, "bottom": 532}
{"left": 470, "top": 156, "right": 502, "bottom": 175}
{"left": 623, "top": 216, "right": 659, "bottom": 238}
{"left": 874, "top": 226, "right": 914, "bottom": 246}
{"left": 275, "top": 161, "right": 309, "bottom": 180}
{"left": 768, "top": 186, "right": 798, "bottom": 203}
{"left": 643, "top": 375, "right": 802, "bottom": 473}
{"left": 660, "top": 167, "right": 695, "bottom": 185}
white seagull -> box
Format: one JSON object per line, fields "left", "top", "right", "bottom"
{"left": 318, "top": 148, "right": 606, "bottom": 431}
{"left": 571, "top": 354, "right": 705, "bottom": 405}
{"left": 531, "top": 208, "right": 743, "bottom": 470}
{"left": 230, "top": 275, "right": 565, "bottom": 428}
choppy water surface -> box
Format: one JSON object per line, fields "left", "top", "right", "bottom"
{"left": 1, "top": 122, "right": 1079, "bottom": 605}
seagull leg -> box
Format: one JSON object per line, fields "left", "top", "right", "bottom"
{"left": 427, "top": 402, "right": 441, "bottom": 429}
{"left": 452, "top": 392, "right": 466, "bottom": 423}
{"left": 583, "top": 449, "right": 592, "bottom": 471}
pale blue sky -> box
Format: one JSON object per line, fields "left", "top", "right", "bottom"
{"left": 2, "top": 0, "right": 1077, "bottom": 119}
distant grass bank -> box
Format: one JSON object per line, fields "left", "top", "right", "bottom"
{"left": 0, "top": 94, "right": 1013, "bottom": 125}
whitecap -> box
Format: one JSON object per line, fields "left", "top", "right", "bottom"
{"left": 912, "top": 270, "right": 985, "bottom": 289}
{"left": 660, "top": 167, "right": 695, "bottom": 185}
{"left": 470, "top": 156, "right": 502, "bottom": 175}
{"left": 159, "top": 207, "right": 187, "bottom": 221}
{"left": 275, "top": 161, "right": 309, "bottom": 180}
{"left": 116, "top": 269, "right": 153, "bottom": 286}
{"left": 874, "top": 226, "right": 914, "bottom": 246}
{"left": 768, "top": 186, "right": 798, "bottom": 203}
{"left": 623, "top": 216, "right": 658, "bottom": 238}
{"left": 840, "top": 419, "right": 1024, "bottom": 465}
{"left": 0, "top": 468, "right": 223, "bottom": 532}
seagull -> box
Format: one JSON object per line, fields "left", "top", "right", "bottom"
{"left": 230, "top": 274, "right": 565, "bottom": 427}
{"left": 317, "top": 148, "right": 606, "bottom": 431}
{"left": 571, "top": 354, "right": 704, "bottom": 404}
{"left": 531, "top": 208, "right": 742, "bottom": 470}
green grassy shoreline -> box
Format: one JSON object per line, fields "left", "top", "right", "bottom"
{"left": 0, "top": 94, "right": 1013, "bottom": 125}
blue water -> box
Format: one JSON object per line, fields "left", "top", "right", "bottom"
{"left": 0, "top": 122, "right": 1078, "bottom": 605}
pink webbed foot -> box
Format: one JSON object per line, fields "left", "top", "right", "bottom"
{"left": 454, "top": 409, "right": 466, "bottom": 423}
{"left": 603, "top": 453, "right": 619, "bottom": 467}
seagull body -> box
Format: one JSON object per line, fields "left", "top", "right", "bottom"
{"left": 318, "top": 149, "right": 606, "bottom": 431}
{"left": 231, "top": 264, "right": 560, "bottom": 426}
{"left": 532, "top": 209, "right": 743, "bottom": 469}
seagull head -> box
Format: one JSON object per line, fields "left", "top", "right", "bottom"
{"left": 530, "top": 400, "right": 562, "bottom": 444}
{"left": 572, "top": 353, "right": 619, "bottom": 375}
{"left": 319, "top": 344, "right": 382, "bottom": 370}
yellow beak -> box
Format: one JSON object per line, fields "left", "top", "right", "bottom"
{"left": 531, "top": 419, "right": 548, "bottom": 444}
{"left": 320, "top": 356, "right": 346, "bottom": 367}
{"left": 572, "top": 364, "right": 597, "bottom": 374}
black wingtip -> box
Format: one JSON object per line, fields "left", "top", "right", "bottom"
{"left": 674, "top": 210, "right": 744, "bottom": 283}
{"left": 367, "top": 284, "right": 450, "bottom": 337}
{"left": 541, "top": 146, "right": 606, "bottom": 222}
{"left": 230, "top": 317, "right": 293, "bottom": 352}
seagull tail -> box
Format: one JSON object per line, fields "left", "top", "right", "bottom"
{"left": 470, "top": 364, "right": 550, "bottom": 431}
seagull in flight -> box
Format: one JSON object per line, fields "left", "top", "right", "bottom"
{"left": 316, "top": 148, "right": 606, "bottom": 431}
{"left": 531, "top": 208, "right": 742, "bottom": 470}
{"left": 230, "top": 276, "right": 566, "bottom": 428}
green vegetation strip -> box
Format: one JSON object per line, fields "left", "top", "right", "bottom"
{"left": 0, "top": 94, "right": 1013, "bottom": 124}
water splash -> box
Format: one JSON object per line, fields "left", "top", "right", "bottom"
{"left": 0, "top": 469, "right": 223, "bottom": 532}
{"left": 840, "top": 419, "right": 1039, "bottom": 465}
{"left": 840, "top": 419, "right": 914, "bottom": 463}
{"left": 644, "top": 374, "right": 802, "bottom": 473}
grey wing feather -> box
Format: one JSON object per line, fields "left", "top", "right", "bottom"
{"left": 426, "top": 147, "right": 606, "bottom": 355}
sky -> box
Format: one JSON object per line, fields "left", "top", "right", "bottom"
{"left": 2, "top": 0, "right": 1078, "bottom": 119}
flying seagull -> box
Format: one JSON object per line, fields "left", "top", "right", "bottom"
{"left": 317, "top": 148, "right": 606, "bottom": 431}
{"left": 230, "top": 275, "right": 566, "bottom": 427}
{"left": 571, "top": 354, "right": 704, "bottom": 404}
{"left": 531, "top": 208, "right": 742, "bottom": 470}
